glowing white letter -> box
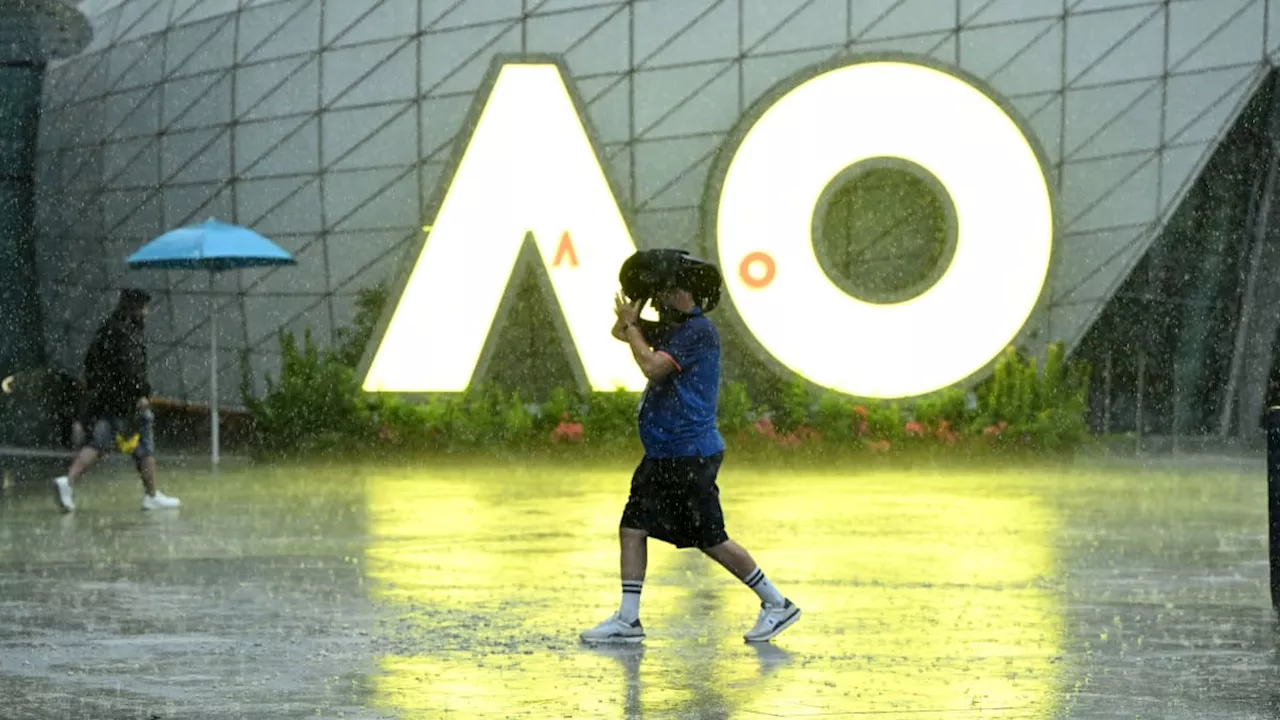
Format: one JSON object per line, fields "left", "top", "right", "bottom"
{"left": 714, "top": 61, "right": 1054, "bottom": 399}
{"left": 363, "top": 64, "right": 644, "bottom": 393}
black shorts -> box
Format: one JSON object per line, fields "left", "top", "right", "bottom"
{"left": 620, "top": 453, "right": 728, "bottom": 549}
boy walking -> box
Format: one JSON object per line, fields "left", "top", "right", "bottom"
{"left": 581, "top": 263, "right": 800, "bottom": 644}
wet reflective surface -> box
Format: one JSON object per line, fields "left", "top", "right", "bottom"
{"left": 1, "top": 457, "right": 1277, "bottom": 718}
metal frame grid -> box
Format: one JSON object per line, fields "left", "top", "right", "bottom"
{"left": 30, "top": 0, "right": 1280, "bottom": 407}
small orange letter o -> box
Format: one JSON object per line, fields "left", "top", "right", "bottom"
{"left": 739, "top": 252, "right": 776, "bottom": 289}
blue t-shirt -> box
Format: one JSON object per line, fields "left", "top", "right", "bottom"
{"left": 637, "top": 311, "right": 726, "bottom": 459}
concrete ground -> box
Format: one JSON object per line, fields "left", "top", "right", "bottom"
{"left": 0, "top": 454, "right": 1277, "bottom": 719}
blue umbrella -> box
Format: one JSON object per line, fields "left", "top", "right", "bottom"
{"left": 127, "top": 219, "right": 296, "bottom": 466}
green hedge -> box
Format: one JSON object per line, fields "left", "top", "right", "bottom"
{"left": 241, "top": 287, "right": 1092, "bottom": 458}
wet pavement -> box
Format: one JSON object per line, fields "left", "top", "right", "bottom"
{"left": 1, "top": 455, "right": 1278, "bottom": 719}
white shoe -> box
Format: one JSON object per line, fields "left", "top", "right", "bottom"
{"left": 744, "top": 599, "right": 801, "bottom": 643}
{"left": 52, "top": 476, "right": 74, "bottom": 513}
{"left": 580, "top": 612, "right": 645, "bottom": 644}
{"left": 141, "top": 491, "right": 180, "bottom": 511}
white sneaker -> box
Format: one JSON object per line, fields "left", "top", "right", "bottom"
{"left": 141, "top": 491, "right": 180, "bottom": 511}
{"left": 580, "top": 612, "right": 645, "bottom": 644}
{"left": 744, "top": 599, "right": 801, "bottom": 643}
{"left": 52, "top": 476, "right": 74, "bottom": 513}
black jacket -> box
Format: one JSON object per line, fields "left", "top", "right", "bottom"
{"left": 82, "top": 311, "right": 151, "bottom": 420}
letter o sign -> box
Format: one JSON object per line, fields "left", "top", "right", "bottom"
{"left": 707, "top": 60, "right": 1054, "bottom": 399}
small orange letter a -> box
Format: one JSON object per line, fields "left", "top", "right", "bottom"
{"left": 553, "top": 231, "right": 579, "bottom": 267}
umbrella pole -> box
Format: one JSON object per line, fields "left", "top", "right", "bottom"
{"left": 209, "top": 272, "right": 219, "bottom": 468}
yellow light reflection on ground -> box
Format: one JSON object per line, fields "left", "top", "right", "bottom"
{"left": 724, "top": 472, "right": 1063, "bottom": 716}
{"left": 363, "top": 465, "right": 1064, "bottom": 718}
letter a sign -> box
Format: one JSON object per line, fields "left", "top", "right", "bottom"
{"left": 364, "top": 57, "right": 1054, "bottom": 399}
{"left": 362, "top": 62, "right": 646, "bottom": 393}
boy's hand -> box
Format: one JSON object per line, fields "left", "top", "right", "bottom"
{"left": 614, "top": 292, "right": 642, "bottom": 326}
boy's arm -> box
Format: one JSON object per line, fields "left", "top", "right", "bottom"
{"left": 622, "top": 323, "right": 677, "bottom": 380}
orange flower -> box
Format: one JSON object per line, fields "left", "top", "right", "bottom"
{"left": 934, "top": 420, "right": 956, "bottom": 445}
{"left": 904, "top": 421, "right": 925, "bottom": 437}
{"left": 867, "top": 439, "right": 892, "bottom": 453}
{"left": 853, "top": 405, "right": 869, "bottom": 417}
{"left": 795, "top": 425, "right": 820, "bottom": 440}
{"left": 551, "top": 421, "right": 584, "bottom": 444}
{"left": 752, "top": 417, "right": 778, "bottom": 438}
{"left": 777, "top": 425, "right": 821, "bottom": 447}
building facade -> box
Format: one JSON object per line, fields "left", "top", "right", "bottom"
{"left": 25, "top": 0, "right": 1280, "bottom": 427}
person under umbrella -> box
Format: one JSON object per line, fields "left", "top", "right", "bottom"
{"left": 51, "top": 289, "right": 180, "bottom": 512}
{"left": 126, "top": 218, "right": 295, "bottom": 466}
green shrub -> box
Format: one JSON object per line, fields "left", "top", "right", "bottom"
{"left": 769, "top": 376, "right": 812, "bottom": 434}
{"left": 812, "top": 391, "right": 854, "bottom": 439}
{"left": 865, "top": 401, "right": 904, "bottom": 441}
{"left": 586, "top": 389, "right": 642, "bottom": 441}
{"left": 332, "top": 285, "right": 390, "bottom": 368}
{"left": 540, "top": 386, "right": 582, "bottom": 427}
{"left": 718, "top": 381, "right": 754, "bottom": 434}
{"left": 910, "top": 387, "right": 969, "bottom": 428}
{"left": 375, "top": 394, "right": 446, "bottom": 447}
{"left": 242, "top": 286, "right": 387, "bottom": 453}
{"left": 501, "top": 392, "right": 535, "bottom": 444}
{"left": 965, "top": 343, "right": 1090, "bottom": 452}
{"left": 241, "top": 328, "right": 370, "bottom": 452}
{"left": 242, "top": 284, "right": 1093, "bottom": 458}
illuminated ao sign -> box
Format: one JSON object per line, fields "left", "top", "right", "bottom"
{"left": 362, "top": 57, "right": 1053, "bottom": 399}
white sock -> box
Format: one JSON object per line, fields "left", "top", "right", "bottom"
{"left": 619, "top": 580, "right": 643, "bottom": 622}
{"left": 744, "top": 567, "right": 785, "bottom": 606}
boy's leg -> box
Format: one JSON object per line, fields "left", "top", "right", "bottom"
{"left": 582, "top": 460, "right": 657, "bottom": 643}
{"left": 619, "top": 526, "right": 648, "bottom": 621}
{"left": 617, "top": 458, "right": 661, "bottom": 620}
{"left": 688, "top": 453, "right": 785, "bottom": 600}
{"left": 702, "top": 537, "right": 801, "bottom": 642}
{"left": 701, "top": 539, "right": 758, "bottom": 580}
{"left": 621, "top": 526, "right": 648, "bottom": 581}
{"left": 581, "top": 528, "right": 649, "bottom": 642}
{"left": 701, "top": 539, "right": 786, "bottom": 605}
{"left": 692, "top": 453, "right": 800, "bottom": 642}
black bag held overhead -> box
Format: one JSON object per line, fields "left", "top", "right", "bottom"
{"left": 618, "top": 249, "right": 722, "bottom": 313}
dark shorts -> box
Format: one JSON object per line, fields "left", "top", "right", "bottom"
{"left": 87, "top": 409, "right": 156, "bottom": 460}
{"left": 620, "top": 453, "right": 728, "bottom": 549}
